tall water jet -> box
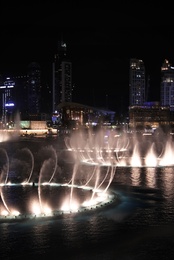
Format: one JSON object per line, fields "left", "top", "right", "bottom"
{"left": 144, "top": 143, "right": 158, "bottom": 167}
{"left": 0, "top": 148, "right": 9, "bottom": 184}
{"left": 1, "top": 127, "right": 174, "bottom": 223}
{"left": 22, "top": 148, "right": 34, "bottom": 183}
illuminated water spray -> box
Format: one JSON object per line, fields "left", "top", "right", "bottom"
{"left": 1, "top": 128, "right": 174, "bottom": 222}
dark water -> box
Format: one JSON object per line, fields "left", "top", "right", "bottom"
{"left": 1, "top": 139, "right": 174, "bottom": 259}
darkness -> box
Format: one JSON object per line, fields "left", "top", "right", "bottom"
{"left": 0, "top": 1, "right": 174, "bottom": 114}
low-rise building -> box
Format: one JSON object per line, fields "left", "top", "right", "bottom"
{"left": 129, "top": 101, "right": 170, "bottom": 132}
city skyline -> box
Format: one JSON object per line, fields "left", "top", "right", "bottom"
{"left": 0, "top": 32, "right": 173, "bottom": 113}
{"left": 0, "top": 3, "right": 174, "bottom": 114}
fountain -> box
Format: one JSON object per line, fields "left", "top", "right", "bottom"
{"left": 0, "top": 127, "right": 174, "bottom": 223}
{"left": 64, "top": 128, "right": 174, "bottom": 167}
{"left": 0, "top": 134, "right": 117, "bottom": 222}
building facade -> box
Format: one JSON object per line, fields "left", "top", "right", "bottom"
{"left": 56, "top": 102, "right": 115, "bottom": 129}
{"left": 27, "top": 62, "right": 41, "bottom": 119}
{"left": 52, "top": 40, "right": 72, "bottom": 113}
{"left": 129, "top": 58, "right": 146, "bottom": 106}
{"left": 0, "top": 62, "right": 43, "bottom": 128}
{"left": 129, "top": 102, "right": 170, "bottom": 131}
{"left": 0, "top": 76, "right": 16, "bottom": 128}
{"left": 161, "top": 59, "right": 174, "bottom": 112}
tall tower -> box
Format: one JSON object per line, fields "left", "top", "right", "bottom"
{"left": 161, "top": 59, "right": 174, "bottom": 111}
{"left": 129, "top": 58, "right": 146, "bottom": 106}
{"left": 0, "top": 76, "right": 16, "bottom": 127}
{"left": 52, "top": 39, "right": 72, "bottom": 113}
{"left": 27, "top": 62, "right": 41, "bottom": 119}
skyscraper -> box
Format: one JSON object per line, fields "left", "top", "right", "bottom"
{"left": 161, "top": 59, "right": 174, "bottom": 111}
{"left": 0, "top": 76, "right": 16, "bottom": 127}
{"left": 52, "top": 40, "right": 72, "bottom": 113}
{"left": 129, "top": 58, "right": 146, "bottom": 106}
{"left": 27, "top": 62, "right": 41, "bottom": 119}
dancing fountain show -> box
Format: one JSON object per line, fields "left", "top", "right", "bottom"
{"left": 0, "top": 126, "right": 174, "bottom": 223}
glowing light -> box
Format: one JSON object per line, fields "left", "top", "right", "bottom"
{"left": 42, "top": 205, "right": 52, "bottom": 215}
{"left": 1, "top": 209, "right": 9, "bottom": 216}
{"left": 145, "top": 146, "right": 158, "bottom": 167}
{"left": 5, "top": 103, "right": 14, "bottom": 107}
{"left": 31, "top": 201, "right": 41, "bottom": 215}
{"left": 159, "top": 142, "right": 174, "bottom": 166}
{"left": 61, "top": 198, "right": 79, "bottom": 212}
{"left": 11, "top": 210, "right": 20, "bottom": 216}
{"left": 130, "top": 154, "right": 141, "bottom": 167}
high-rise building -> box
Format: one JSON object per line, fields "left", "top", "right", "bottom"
{"left": 52, "top": 40, "right": 72, "bottom": 113}
{"left": 13, "top": 74, "right": 28, "bottom": 120}
{"left": 129, "top": 58, "right": 146, "bottom": 106}
{"left": 0, "top": 76, "right": 16, "bottom": 127}
{"left": 27, "top": 62, "right": 41, "bottom": 119}
{"left": 161, "top": 59, "right": 174, "bottom": 111}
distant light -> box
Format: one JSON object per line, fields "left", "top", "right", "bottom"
{"left": 5, "top": 103, "right": 14, "bottom": 107}
{"left": 0, "top": 85, "right": 14, "bottom": 88}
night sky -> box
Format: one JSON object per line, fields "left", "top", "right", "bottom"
{"left": 0, "top": 1, "right": 174, "bottom": 114}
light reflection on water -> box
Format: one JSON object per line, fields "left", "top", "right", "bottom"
{"left": 1, "top": 159, "right": 174, "bottom": 259}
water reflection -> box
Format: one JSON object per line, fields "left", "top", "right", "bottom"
{"left": 1, "top": 131, "right": 174, "bottom": 259}
{"left": 117, "top": 166, "right": 174, "bottom": 194}
{"left": 145, "top": 168, "right": 156, "bottom": 188}
{"left": 130, "top": 167, "right": 141, "bottom": 186}
{"left": 161, "top": 167, "right": 174, "bottom": 200}
{"left": 1, "top": 165, "right": 174, "bottom": 259}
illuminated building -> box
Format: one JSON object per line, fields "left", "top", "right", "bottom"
{"left": 129, "top": 102, "right": 170, "bottom": 131}
{"left": 57, "top": 102, "right": 115, "bottom": 129}
{"left": 52, "top": 40, "right": 72, "bottom": 113}
{"left": 27, "top": 62, "right": 41, "bottom": 119}
{"left": 161, "top": 59, "right": 174, "bottom": 111}
{"left": 128, "top": 59, "right": 171, "bottom": 132}
{"left": 0, "top": 77, "right": 16, "bottom": 128}
{"left": 129, "top": 58, "right": 146, "bottom": 106}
